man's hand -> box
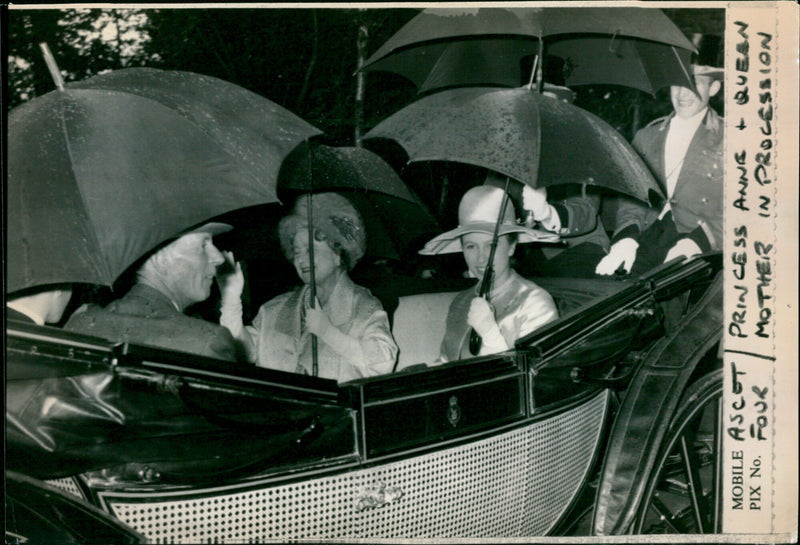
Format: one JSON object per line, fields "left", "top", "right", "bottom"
{"left": 216, "top": 251, "right": 244, "bottom": 302}
{"left": 664, "top": 238, "right": 702, "bottom": 263}
{"left": 467, "top": 297, "right": 498, "bottom": 338}
{"left": 595, "top": 238, "right": 639, "bottom": 275}
{"left": 217, "top": 251, "right": 245, "bottom": 337}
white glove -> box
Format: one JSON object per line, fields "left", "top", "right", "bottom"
{"left": 303, "top": 294, "right": 363, "bottom": 362}
{"left": 217, "top": 251, "right": 245, "bottom": 337}
{"left": 304, "top": 296, "right": 333, "bottom": 338}
{"left": 467, "top": 298, "right": 508, "bottom": 353}
{"left": 664, "top": 238, "right": 702, "bottom": 263}
{"left": 595, "top": 238, "right": 639, "bottom": 275}
{"left": 522, "top": 184, "right": 560, "bottom": 232}
{"left": 522, "top": 185, "right": 554, "bottom": 220}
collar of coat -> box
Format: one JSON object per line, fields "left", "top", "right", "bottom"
{"left": 277, "top": 270, "right": 359, "bottom": 338}
{"left": 657, "top": 107, "right": 722, "bottom": 134}
{"left": 123, "top": 283, "right": 184, "bottom": 316}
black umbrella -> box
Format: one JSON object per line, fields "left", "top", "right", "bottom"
{"left": 7, "top": 67, "right": 322, "bottom": 294}
{"left": 547, "top": 35, "right": 695, "bottom": 95}
{"left": 277, "top": 143, "right": 440, "bottom": 260}
{"left": 364, "top": 87, "right": 663, "bottom": 205}
{"left": 362, "top": 7, "right": 695, "bottom": 95}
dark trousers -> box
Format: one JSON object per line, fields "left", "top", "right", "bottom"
{"left": 630, "top": 215, "right": 682, "bottom": 276}
{"left": 519, "top": 242, "right": 608, "bottom": 278}
{"left": 630, "top": 214, "right": 691, "bottom": 331}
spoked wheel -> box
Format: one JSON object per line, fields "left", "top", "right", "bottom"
{"left": 634, "top": 369, "right": 723, "bottom": 534}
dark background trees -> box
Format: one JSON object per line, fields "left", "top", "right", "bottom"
{"left": 6, "top": 7, "right": 420, "bottom": 143}
{"left": 6, "top": 7, "right": 723, "bottom": 142}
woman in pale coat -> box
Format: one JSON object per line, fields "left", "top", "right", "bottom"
{"left": 219, "top": 193, "right": 397, "bottom": 382}
{"left": 420, "top": 185, "right": 559, "bottom": 363}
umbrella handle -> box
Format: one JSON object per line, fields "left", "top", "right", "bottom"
{"left": 608, "top": 31, "right": 619, "bottom": 54}
{"left": 526, "top": 53, "right": 538, "bottom": 90}
{"left": 306, "top": 175, "right": 319, "bottom": 377}
{"left": 468, "top": 329, "right": 482, "bottom": 356}
{"left": 40, "top": 43, "right": 65, "bottom": 91}
{"left": 522, "top": 38, "right": 545, "bottom": 92}
{"left": 468, "top": 282, "right": 494, "bottom": 356}
{"left": 468, "top": 178, "right": 511, "bottom": 356}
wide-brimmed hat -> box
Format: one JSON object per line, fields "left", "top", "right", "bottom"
{"left": 182, "top": 222, "right": 233, "bottom": 237}
{"left": 419, "top": 185, "right": 558, "bottom": 255}
{"left": 690, "top": 33, "right": 723, "bottom": 80}
{"left": 279, "top": 192, "right": 366, "bottom": 270}
{"left": 692, "top": 64, "right": 723, "bottom": 80}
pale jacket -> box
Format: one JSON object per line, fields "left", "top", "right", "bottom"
{"left": 243, "top": 272, "right": 397, "bottom": 383}
{"left": 440, "top": 270, "right": 558, "bottom": 362}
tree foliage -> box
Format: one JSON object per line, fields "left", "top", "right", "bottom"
{"left": 7, "top": 8, "right": 153, "bottom": 105}
{"left": 6, "top": 7, "right": 722, "bottom": 141}
{"left": 139, "top": 7, "right": 417, "bottom": 143}
{"left": 6, "top": 7, "right": 418, "bottom": 141}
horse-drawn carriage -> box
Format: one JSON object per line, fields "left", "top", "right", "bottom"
{"left": 6, "top": 30, "right": 726, "bottom": 538}
{"left": 6, "top": 252, "right": 723, "bottom": 542}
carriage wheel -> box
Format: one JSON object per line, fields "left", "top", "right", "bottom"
{"left": 634, "top": 369, "right": 723, "bottom": 534}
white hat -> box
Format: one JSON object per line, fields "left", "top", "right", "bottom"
{"left": 419, "top": 185, "right": 558, "bottom": 255}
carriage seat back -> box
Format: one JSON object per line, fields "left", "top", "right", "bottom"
{"left": 390, "top": 277, "right": 632, "bottom": 372}
{"left": 391, "top": 291, "right": 459, "bottom": 370}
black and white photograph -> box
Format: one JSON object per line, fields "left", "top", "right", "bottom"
{"left": 3, "top": 2, "right": 798, "bottom": 543}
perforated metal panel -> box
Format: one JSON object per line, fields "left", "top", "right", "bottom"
{"left": 102, "top": 390, "right": 607, "bottom": 542}
{"left": 45, "top": 477, "right": 85, "bottom": 499}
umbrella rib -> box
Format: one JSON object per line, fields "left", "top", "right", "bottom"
{"left": 629, "top": 42, "right": 653, "bottom": 96}
{"left": 114, "top": 88, "right": 267, "bottom": 177}
{"left": 10, "top": 69, "right": 325, "bottom": 292}
{"left": 672, "top": 45, "right": 695, "bottom": 86}
{"left": 58, "top": 91, "right": 115, "bottom": 284}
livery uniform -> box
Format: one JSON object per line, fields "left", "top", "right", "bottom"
{"left": 612, "top": 107, "right": 723, "bottom": 274}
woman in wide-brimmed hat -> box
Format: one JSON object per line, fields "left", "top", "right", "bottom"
{"left": 421, "top": 184, "right": 559, "bottom": 363}
{"left": 218, "top": 193, "right": 397, "bottom": 382}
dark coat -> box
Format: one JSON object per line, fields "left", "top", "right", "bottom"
{"left": 613, "top": 108, "right": 724, "bottom": 251}
{"left": 64, "top": 284, "right": 238, "bottom": 362}
{"left": 544, "top": 185, "right": 610, "bottom": 259}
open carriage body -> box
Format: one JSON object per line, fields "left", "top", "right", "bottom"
{"left": 6, "top": 255, "right": 723, "bottom": 542}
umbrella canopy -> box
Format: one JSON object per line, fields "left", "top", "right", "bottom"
{"left": 7, "top": 68, "right": 322, "bottom": 294}
{"left": 548, "top": 36, "right": 694, "bottom": 95}
{"left": 362, "top": 7, "right": 696, "bottom": 95}
{"left": 277, "top": 143, "right": 440, "bottom": 260}
{"left": 364, "top": 87, "right": 663, "bottom": 204}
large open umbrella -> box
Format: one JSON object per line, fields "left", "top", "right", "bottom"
{"left": 7, "top": 67, "right": 322, "bottom": 294}
{"left": 362, "top": 7, "right": 696, "bottom": 95}
{"left": 364, "top": 87, "right": 663, "bottom": 205}
{"left": 277, "top": 143, "right": 440, "bottom": 261}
